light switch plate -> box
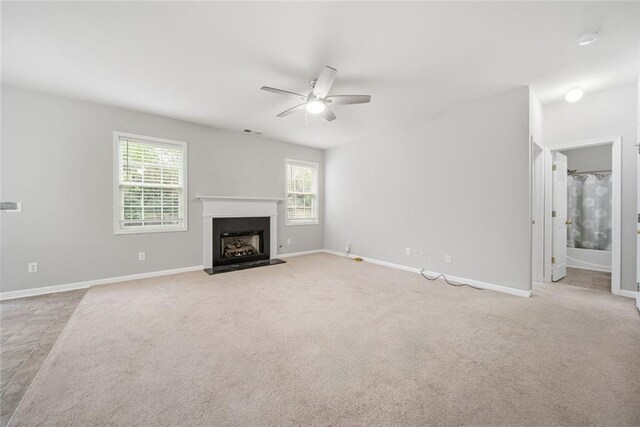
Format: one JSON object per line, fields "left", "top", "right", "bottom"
{"left": 1, "top": 202, "right": 22, "bottom": 212}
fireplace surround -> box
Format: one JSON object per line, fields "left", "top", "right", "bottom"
{"left": 198, "top": 196, "right": 285, "bottom": 274}
{"left": 212, "top": 217, "right": 269, "bottom": 266}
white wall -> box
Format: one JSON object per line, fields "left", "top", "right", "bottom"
{"left": 1, "top": 86, "right": 324, "bottom": 293}
{"left": 543, "top": 84, "right": 638, "bottom": 292}
{"left": 324, "top": 87, "right": 531, "bottom": 292}
{"left": 529, "top": 88, "right": 544, "bottom": 146}
{"left": 560, "top": 145, "right": 612, "bottom": 172}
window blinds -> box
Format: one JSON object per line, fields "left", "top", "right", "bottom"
{"left": 286, "top": 161, "right": 317, "bottom": 222}
{"left": 118, "top": 137, "right": 185, "bottom": 230}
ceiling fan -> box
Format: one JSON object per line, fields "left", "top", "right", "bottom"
{"left": 261, "top": 66, "right": 371, "bottom": 122}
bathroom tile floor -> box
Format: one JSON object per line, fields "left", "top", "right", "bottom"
{"left": 556, "top": 267, "right": 611, "bottom": 292}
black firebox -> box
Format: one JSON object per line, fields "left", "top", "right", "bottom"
{"left": 206, "top": 217, "right": 285, "bottom": 275}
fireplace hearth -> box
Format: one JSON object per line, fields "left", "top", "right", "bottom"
{"left": 205, "top": 216, "right": 285, "bottom": 274}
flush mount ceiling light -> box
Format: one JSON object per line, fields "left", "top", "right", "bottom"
{"left": 577, "top": 29, "right": 602, "bottom": 46}
{"left": 565, "top": 88, "right": 584, "bottom": 103}
{"left": 305, "top": 99, "right": 326, "bottom": 114}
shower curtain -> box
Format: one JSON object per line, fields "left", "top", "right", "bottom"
{"left": 567, "top": 172, "right": 612, "bottom": 250}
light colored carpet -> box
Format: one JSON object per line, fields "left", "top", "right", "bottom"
{"left": 8, "top": 253, "right": 640, "bottom": 426}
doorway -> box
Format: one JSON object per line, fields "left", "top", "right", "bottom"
{"left": 540, "top": 137, "right": 621, "bottom": 295}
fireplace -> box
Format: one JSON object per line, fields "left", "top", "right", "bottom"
{"left": 198, "top": 196, "right": 285, "bottom": 274}
{"left": 207, "top": 216, "right": 284, "bottom": 274}
{"left": 221, "top": 232, "right": 262, "bottom": 259}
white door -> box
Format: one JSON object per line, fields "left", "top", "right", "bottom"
{"left": 552, "top": 152, "right": 568, "bottom": 281}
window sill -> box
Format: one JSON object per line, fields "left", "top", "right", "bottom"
{"left": 285, "top": 220, "right": 319, "bottom": 226}
{"left": 114, "top": 226, "right": 188, "bottom": 235}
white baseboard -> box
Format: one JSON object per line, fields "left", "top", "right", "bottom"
{"left": 0, "top": 250, "right": 325, "bottom": 301}
{"left": 619, "top": 289, "right": 638, "bottom": 299}
{"left": 322, "top": 250, "right": 532, "bottom": 298}
{"left": 1, "top": 249, "right": 626, "bottom": 302}
{"left": 0, "top": 265, "right": 204, "bottom": 301}
{"left": 277, "top": 249, "right": 324, "bottom": 258}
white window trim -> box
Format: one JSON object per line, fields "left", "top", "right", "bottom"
{"left": 285, "top": 158, "right": 319, "bottom": 226}
{"left": 113, "top": 131, "right": 188, "bottom": 235}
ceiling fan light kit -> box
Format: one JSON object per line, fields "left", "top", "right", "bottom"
{"left": 305, "top": 99, "right": 326, "bottom": 114}
{"left": 261, "top": 65, "right": 371, "bottom": 123}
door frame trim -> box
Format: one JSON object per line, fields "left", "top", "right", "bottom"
{"left": 531, "top": 139, "right": 545, "bottom": 282}
{"left": 542, "top": 136, "right": 621, "bottom": 296}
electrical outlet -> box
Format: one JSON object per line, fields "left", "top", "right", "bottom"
{"left": 421, "top": 251, "right": 427, "bottom": 258}
{"left": 28, "top": 262, "right": 38, "bottom": 273}
{"left": 405, "top": 247, "right": 411, "bottom": 256}
{"left": 138, "top": 252, "right": 146, "bottom": 261}
{"left": 287, "top": 238, "right": 292, "bottom": 245}
{"left": 445, "top": 254, "right": 452, "bottom": 264}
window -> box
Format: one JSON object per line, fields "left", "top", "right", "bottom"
{"left": 114, "top": 132, "right": 187, "bottom": 234}
{"left": 286, "top": 159, "right": 319, "bottom": 225}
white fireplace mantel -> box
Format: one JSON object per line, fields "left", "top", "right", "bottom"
{"left": 197, "top": 196, "right": 283, "bottom": 203}
{"left": 197, "top": 196, "right": 282, "bottom": 269}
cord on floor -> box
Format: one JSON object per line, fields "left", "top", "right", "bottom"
{"left": 419, "top": 269, "right": 483, "bottom": 291}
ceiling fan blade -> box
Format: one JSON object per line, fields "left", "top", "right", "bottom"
{"left": 324, "top": 108, "right": 336, "bottom": 122}
{"left": 276, "top": 103, "right": 306, "bottom": 118}
{"left": 312, "top": 66, "right": 337, "bottom": 98}
{"left": 325, "top": 95, "right": 371, "bottom": 105}
{"left": 261, "top": 86, "right": 308, "bottom": 101}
